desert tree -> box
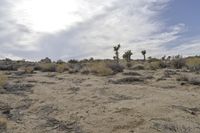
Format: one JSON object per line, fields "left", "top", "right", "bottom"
{"left": 123, "top": 50, "right": 133, "bottom": 62}
{"left": 113, "top": 44, "right": 121, "bottom": 63}
{"left": 167, "top": 56, "right": 171, "bottom": 61}
{"left": 162, "top": 55, "right": 166, "bottom": 61}
{"left": 141, "top": 50, "right": 146, "bottom": 61}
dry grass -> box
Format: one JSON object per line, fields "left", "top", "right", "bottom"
{"left": 0, "top": 73, "right": 7, "bottom": 87}
{"left": 38, "top": 63, "right": 56, "bottom": 72}
{"left": 18, "top": 66, "right": 34, "bottom": 73}
{"left": 0, "top": 117, "right": 7, "bottom": 131}
{"left": 186, "top": 57, "right": 200, "bottom": 71}
{"left": 89, "top": 62, "right": 113, "bottom": 76}
{"left": 148, "top": 61, "right": 161, "bottom": 70}
{"left": 56, "top": 64, "right": 69, "bottom": 73}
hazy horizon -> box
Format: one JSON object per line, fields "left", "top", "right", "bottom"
{"left": 0, "top": 0, "right": 199, "bottom": 61}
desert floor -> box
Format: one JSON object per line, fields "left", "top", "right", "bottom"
{"left": 1, "top": 69, "right": 200, "bottom": 133}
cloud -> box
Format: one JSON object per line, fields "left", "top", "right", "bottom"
{"left": 0, "top": 0, "right": 197, "bottom": 61}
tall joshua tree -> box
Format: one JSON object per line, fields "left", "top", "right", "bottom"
{"left": 113, "top": 44, "right": 121, "bottom": 63}
{"left": 141, "top": 50, "right": 146, "bottom": 61}
{"left": 123, "top": 50, "right": 133, "bottom": 62}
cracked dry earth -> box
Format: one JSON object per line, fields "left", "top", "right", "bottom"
{"left": 1, "top": 69, "right": 200, "bottom": 133}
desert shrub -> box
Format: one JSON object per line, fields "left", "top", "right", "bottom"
{"left": 159, "top": 61, "right": 168, "bottom": 68}
{"left": 148, "top": 61, "right": 161, "bottom": 70}
{"left": 68, "top": 63, "right": 82, "bottom": 73}
{"left": 189, "top": 77, "right": 200, "bottom": 85}
{"left": 0, "top": 74, "right": 7, "bottom": 88}
{"left": 40, "top": 57, "right": 52, "bottom": 63}
{"left": 112, "top": 77, "right": 144, "bottom": 84}
{"left": 177, "top": 74, "right": 189, "bottom": 81}
{"left": 186, "top": 57, "right": 200, "bottom": 72}
{"left": 177, "top": 74, "right": 200, "bottom": 85}
{"left": 56, "top": 64, "right": 68, "bottom": 73}
{"left": 68, "top": 59, "right": 78, "bottom": 64}
{"left": 131, "top": 64, "right": 145, "bottom": 70}
{"left": 148, "top": 57, "right": 160, "bottom": 63}
{"left": 38, "top": 63, "right": 56, "bottom": 72}
{"left": 90, "top": 62, "right": 113, "bottom": 76}
{"left": 18, "top": 66, "right": 34, "bottom": 74}
{"left": 107, "top": 63, "right": 124, "bottom": 74}
{"left": 0, "top": 117, "right": 7, "bottom": 132}
{"left": 80, "top": 67, "right": 90, "bottom": 75}
{"left": 126, "top": 63, "right": 132, "bottom": 68}
{"left": 56, "top": 60, "right": 65, "bottom": 64}
{"left": 170, "top": 55, "right": 186, "bottom": 69}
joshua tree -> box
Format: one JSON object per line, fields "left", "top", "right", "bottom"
{"left": 123, "top": 50, "right": 133, "bottom": 62}
{"left": 167, "top": 56, "right": 171, "bottom": 61}
{"left": 113, "top": 44, "right": 121, "bottom": 63}
{"left": 141, "top": 50, "right": 146, "bottom": 61}
{"left": 162, "top": 55, "right": 166, "bottom": 61}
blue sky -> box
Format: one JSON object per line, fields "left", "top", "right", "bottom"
{"left": 164, "top": 0, "right": 200, "bottom": 37}
{"left": 0, "top": 0, "right": 199, "bottom": 61}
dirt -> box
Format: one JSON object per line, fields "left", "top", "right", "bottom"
{"left": 1, "top": 69, "right": 200, "bottom": 133}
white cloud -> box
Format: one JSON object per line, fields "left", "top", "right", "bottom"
{"left": 1, "top": 0, "right": 198, "bottom": 60}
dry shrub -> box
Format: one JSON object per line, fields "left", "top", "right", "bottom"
{"left": 177, "top": 74, "right": 189, "bottom": 82}
{"left": 107, "top": 63, "right": 124, "bottom": 74}
{"left": 90, "top": 62, "right": 113, "bottom": 76}
{"left": 186, "top": 57, "right": 200, "bottom": 72}
{"left": 148, "top": 61, "right": 161, "bottom": 70}
{"left": 170, "top": 55, "right": 186, "bottom": 69}
{"left": 18, "top": 66, "right": 34, "bottom": 73}
{"left": 131, "top": 64, "right": 145, "bottom": 70}
{"left": 177, "top": 74, "right": 200, "bottom": 85}
{"left": 80, "top": 67, "right": 90, "bottom": 75}
{"left": 0, "top": 117, "right": 7, "bottom": 131}
{"left": 0, "top": 74, "right": 7, "bottom": 88}
{"left": 38, "top": 63, "right": 56, "bottom": 72}
{"left": 56, "top": 64, "right": 68, "bottom": 73}
{"left": 68, "top": 63, "right": 82, "bottom": 74}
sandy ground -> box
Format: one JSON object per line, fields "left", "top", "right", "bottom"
{"left": 1, "top": 69, "right": 200, "bottom": 133}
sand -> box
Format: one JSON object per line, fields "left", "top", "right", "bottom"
{"left": 0, "top": 69, "right": 200, "bottom": 133}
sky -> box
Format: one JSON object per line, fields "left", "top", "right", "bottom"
{"left": 0, "top": 0, "right": 199, "bottom": 61}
